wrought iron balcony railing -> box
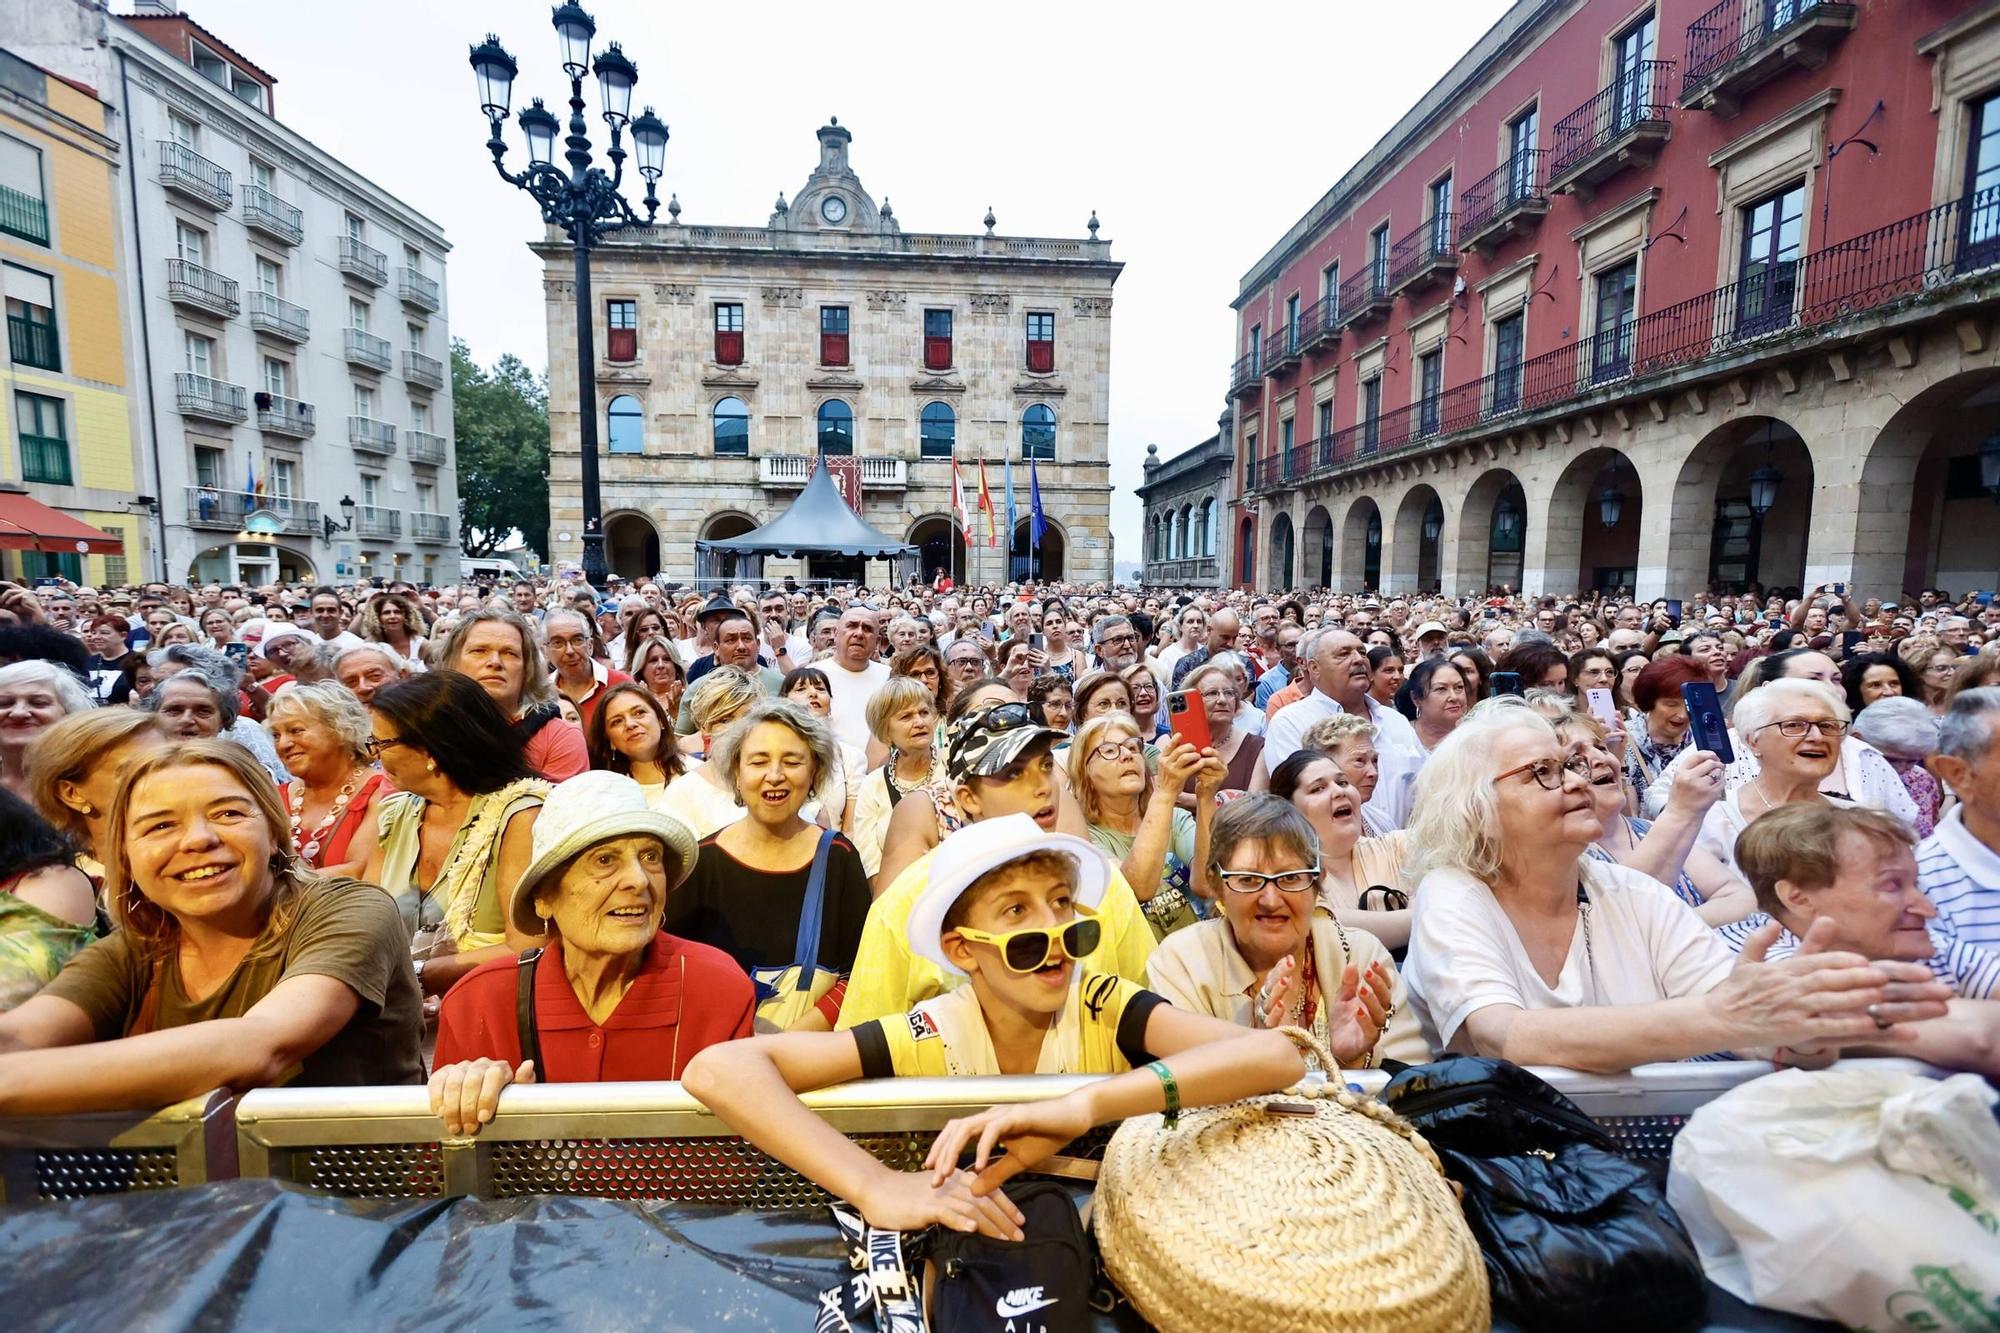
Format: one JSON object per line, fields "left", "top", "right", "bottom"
{"left": 158, "top": 142, "right": 232, "bottom": 209}
{"left": 1460, "top": 150, "right": 1550, "bottom": 249}
{"left": 1549, "top": 60, "right": 1675, "bottom": 190}
{"left": 240, "top": 184, "right": 303, "bottom": 244}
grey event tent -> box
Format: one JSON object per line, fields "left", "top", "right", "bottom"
{"left": 695, "top": 460, "right": 917, "bottom": 583}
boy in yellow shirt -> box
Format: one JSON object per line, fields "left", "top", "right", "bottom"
{"left": 684, "top": 816, "right": 1375, "bottom": 1238}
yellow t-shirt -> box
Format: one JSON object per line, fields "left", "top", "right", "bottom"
{"left": 852, "top": 972, "right": 1165, "bottom": 1078}
{"left": 835, "top": 847, "right": 1159, "bottom": 1031}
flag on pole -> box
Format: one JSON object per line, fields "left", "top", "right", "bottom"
{"left": 243, "top": 453, "right": 255, "bottom": 500}
{"left": 1030, "top": 457, "right": 1047, "bottom": 548}
{"left": 254, "top": 456, "right": 266, "bottom": 501}
{"left": 977, "top": 457, "right": 997, "bottom": 547}
{"left": 1004, "top": 454, "right": 1018, "bottom": 545}
{"left": 950, "top": 455, "right": 971, "bottom": 540}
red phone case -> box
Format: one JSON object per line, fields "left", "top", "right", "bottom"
{"left": 1168, "top": 690, "right": 1212, "bottom": 751}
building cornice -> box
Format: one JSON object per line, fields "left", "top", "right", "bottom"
{"left": 532, "top": 236, "right": 1123, "bottom": 281}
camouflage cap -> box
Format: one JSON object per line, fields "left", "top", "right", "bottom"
{"left": 944, "top": 702, "right": 1064, "bottom": 783}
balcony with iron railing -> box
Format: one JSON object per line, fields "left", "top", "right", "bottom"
{"left": 1388, "top": 213, "right": 1459, "bottom": 296}
{"left": 1244, "top": 188, "right": 2000, "bottom": 495}
{"left": 183, "top": 486, "right": 320, "bottom": 533}
{"left": 254, "top": 392, "right": 315, "bottom": 438}
{"left": 354, "top": 505, "right": 401, "bottom": 538}
{"left": 347, "top": 416, "right": 398, "bottom": 456}
{"left": 410, "top": 512, "right": 452, "bottom": 544}
{"left": 158, "top": 141, "right": 232, "bottom": 210}
{"left": 405, "top": 431, "right": 449, "bottom": 466}
{"left": 1460, "top": 151, "right": 1551, "bottom": 253}
{"left": 247, "top": 290, "right": 309, "bottom": 343}
{"left": 1262, "top": 324, "right": 1302, "bottom": 377}
{"left": 1680, "top": 0, "right": 1856, "bottom": 115}
{"left": 1548, "top": 60, "right": 1675, "bottom": 198}
{"left": 165, "top": 258, "right": 239, "bottom": 319}
{"left": 239, "top": 184, "right": 303, "bottom": 245}
{"left": 758, "top": 455, "right": 906, "bottom": 489}
{"left": 343, "top": 327, "right": 392, "bottom": 372}
{"left": 398, "top": 267, "right": 441, "bottom": 312}
{"left": 338, "top": 235, "right": 388, "bottom": 285}
{"left": 1294, "top": 294, "right": 1341, "bottom": 355}
{"left": 402, "top": 349, "right": 444, "bottom": 389}
{"left": 1336, "top": 265, "right": 1392, "bottom": 329}
{"left": 174, "top": 371, "right": 247, "bottom": 423}
{"left": 1228, "top": 351, "right": 1261, "bottom": 398}
{"left": 6, "top": 315, "right": 58, "bottom": 371}
{"left": 0, "top": 182, "right": 49, "bottom": 245}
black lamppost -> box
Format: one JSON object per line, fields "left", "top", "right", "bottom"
{"left": 469, "top": 7, "right": 668, "bottom": 588}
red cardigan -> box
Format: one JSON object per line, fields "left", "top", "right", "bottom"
{"left": 434, "top": 932, "right": 754, "bottom": 1081}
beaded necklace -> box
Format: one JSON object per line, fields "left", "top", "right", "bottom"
{"left": 289, "top": 770, "right": 365, "bottom": 863}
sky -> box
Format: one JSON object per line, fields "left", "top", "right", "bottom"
{"left": 187, "top": 0, "right": 1516, "bottom": 567}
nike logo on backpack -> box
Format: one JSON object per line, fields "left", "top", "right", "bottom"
{"left": 995, "top": 1285, "right": 1056, "bottom": 1318}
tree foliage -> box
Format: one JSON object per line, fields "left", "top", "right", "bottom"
{"left": 452, "top": 339, "right": 550, "bottom": 559}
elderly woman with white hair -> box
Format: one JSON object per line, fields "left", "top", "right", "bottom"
{"left": 0, "top": 661, "right": 94, "bottom": 801}
{"left": 1696, "top": 679, "right": 1855, "bottom": 880}
{"left": 1850, "top": 695, "right": 1943, "bottom": 837}
{"left": 266, "top": 682, "right": 389, "bottom": 876}
{"left": 1400, "top": 697, "right": 1952, "bottom": 1071}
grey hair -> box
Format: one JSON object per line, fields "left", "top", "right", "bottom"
{"left": 0, "top": 659, "right": 94, "bottom": 716}
{"left": 709, "top": 696, "right": 837, "bottom": 803}
{"left": 887, "top": 614, "right": 923, "bottom": 636}
{"left": 542, "top": 607, "right": 591, "bottom": 638}
{"left": 148, "top": 641, "right": 243, "bottom": 690}
{"left": 146, "top": 669, "right": 239, "bottom": 729}
{"left": 1734, "top": 677, "right": 1848, "bottom": 741}
{"left": 1850, "top": 696, "right": 1940, "bottom": 762}
{"left": 1514, "top": 628, "right": 1555, "bottom": 647}
{"left": 1208, "top": 793, "right": 1319, "bottom": 875}
{"left": 1091, "top": 614, "right": 1133, "bottom": 645}
{"left": 265, "top": 680, "right": 372, "bottom": 761}
{"left": 684, "top": 664, "right": 766, "bottom": 734}
{"left": 1405, "top": 696, "right": 1557, "bottom": 882}
{"left": 1939, "top": 686, "right": 2000, "bottom": 761}
{"left": 440, "top": 606, "right": 555, "bottom": 709}
{"left": 335, "top": 642, "right": 407, "bottom": 674}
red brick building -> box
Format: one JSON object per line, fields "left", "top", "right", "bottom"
{"left": 1228, "top": 0, "right": 2000, "bottom": 599}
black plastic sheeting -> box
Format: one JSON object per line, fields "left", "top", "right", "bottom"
{"left": 0, "top": 1180, "right": 1833, "bottom": 1332}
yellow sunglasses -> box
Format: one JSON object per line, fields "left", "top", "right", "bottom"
{"left": 951, "top": 904, "right": 1101, "bottom": 973}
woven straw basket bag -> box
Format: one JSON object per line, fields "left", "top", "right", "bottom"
{"left": 1094, "top": 1028, "right": 1489, "bottom": 1333}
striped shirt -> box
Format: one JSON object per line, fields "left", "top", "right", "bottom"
{"left": 1715, "top": 912, "right": 2000, "bottom": 999}
{"left": 1917, "top": 808, "right": 2000, "bottom": 951}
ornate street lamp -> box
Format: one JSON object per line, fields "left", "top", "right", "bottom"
{"left": 1494, "top": 494, "right": 1521, "bottom": 544}
{"left": 1422, "top": 505, "right": 1442, "bottom": 544}
{"left": 470, "top": 9, "right": 666, "bottom": 588}
{"left": 1596, "top": 483, "right": 1624, "bottom": 528}
{"left": 1747, "top": 461, "right": 1782, "bottom": 516}
{"left": 321, "top": 494, "right": 357, "bottom": 543}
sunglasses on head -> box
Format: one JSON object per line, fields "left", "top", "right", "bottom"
{"left": 951, "top": 905, "right": 1101, "bottom": 973}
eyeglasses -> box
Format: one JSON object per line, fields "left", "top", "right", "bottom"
{"left": 1492, "top": 754, "right": 1593, "bottom": 790}
{"left": 951, "top": 906, "right": 1102, "bottom": 973}
{"left": 1218, "top": 864, "right": 1322, "bottom": 896}
{"left": 1197, "top": 687, "right": 1239, "bottom": 704}
{"left": 1089, "top": 737, "right": 1145, "bottom": 763}
{"left": 1752, "top": 718, "right": 1848, "bottom": 740}
{"left": 363, "top": 735, "right": 415, "bottom": 760}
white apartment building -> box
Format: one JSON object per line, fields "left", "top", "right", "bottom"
{"left": 11, "top": 0, "right": 458, "bottom": 586}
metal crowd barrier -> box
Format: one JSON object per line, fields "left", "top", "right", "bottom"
{"left": 0, "top": 1059, "right": 1945, "bottom": 1208}
{"left": 0, "top": 1090, "right": 237, "bottom": 1206}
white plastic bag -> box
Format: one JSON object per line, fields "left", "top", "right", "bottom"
{"left": 1667, "top": 1064, "right": 2000, "bottom": 1330}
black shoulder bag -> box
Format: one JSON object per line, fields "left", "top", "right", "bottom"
{"left": 515, "top": 946, "right": 545, "bottom": 1073}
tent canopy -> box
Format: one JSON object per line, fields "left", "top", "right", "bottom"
{"left": 0, "top": 490, "right": 123, "bottom": 553}
{"left": 696, "top": 462, "right": 914, "bottom": 559}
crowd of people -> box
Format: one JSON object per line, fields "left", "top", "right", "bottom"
{"left": 0, "top": 569, "right": 1994, "bottom": 1236}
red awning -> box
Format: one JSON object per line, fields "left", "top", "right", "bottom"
{"left": 0, "top": 491, "right": 124, "bottom": 554}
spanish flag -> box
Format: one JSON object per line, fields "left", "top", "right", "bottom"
{"left": 977, "top": 456, "right": 997, "bottom": 548}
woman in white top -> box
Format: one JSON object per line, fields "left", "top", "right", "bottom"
{"left": 1400, "top": 698, "right": 1949, "bottom": 1072}
{"left": 782, "top": 666, "right": 862, "bottom": 834}
{"left": 1695, "top": 679, "right": 1853, "bottom": 881}
{"left": 849, "top": 677, "right": 941, "bottom": 880}
{"left": 659, "top": 666, "right": 763, "bottom": 839}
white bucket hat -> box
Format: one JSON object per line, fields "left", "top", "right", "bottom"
{"left": 509, "top": 770, "right": 699, "bottom": 938}
{"left": 906, "top": 814, "right": 1109, "bottom": 977}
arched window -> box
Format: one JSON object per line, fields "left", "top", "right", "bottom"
{"left": 712, "top": 396, "right": 748, "bottom": 456}
{"left": 606, "top": 394, "right": 643, "bottom": 454}
{"left": 1021, "top": 404, "right": 1056, "bottom": 461}
{"left": 919, "top": 401, "right": 955, "bottom": 459}
{"left": 817, "top": 399, "right": 853, "bottom": 455}
{"left": 1169, "top": 510, "right": 1183, "bottom": 560}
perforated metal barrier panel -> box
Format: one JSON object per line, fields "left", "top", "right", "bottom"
{"left": 0, "top": 1090, "right": 236, "bottom": 1206}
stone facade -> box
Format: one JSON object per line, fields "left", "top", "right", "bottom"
{"left": 1136, "top": 419, "right": 1233, "bottom": 587}
{"left": 543, "top": 120, "right": 1121, "bottom": 586}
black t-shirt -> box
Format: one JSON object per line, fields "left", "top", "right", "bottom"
{"left": 665, "top": 831, "right": 872, "bottom": 975}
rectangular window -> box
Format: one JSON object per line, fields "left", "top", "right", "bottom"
{"left": 606, "top": 298, "right": 637, "bottom": 362}
{"left": 1736, "top": 181, "right": 1805, "bottom": 336}
{"left": 250, "top": 158, "right": 274, "bottom": 192}
{"left": 1244, "top": 430, "right": 1258, "bottom": 491}
{"left": 406, "top": 323, "right": 423, "bottom": 353}
{"left": 1280, "top": 416, "right": 1296, "bottom": 477}
{"left": 1362, "top": 377, "right": 1383, "bottom": 452}
{"left": 361, "top": 474, "right": 379, "bottom": 508}
{"left": 1025, "top": 311, "right": 1054, "bottom": 372}
{"left": 820, "top": 304, "right": 850, "bottom": 366}
{"left": 403, "top": 245, "right": 422, "bottom": 272}
{"left": 261, "top": 356, "right": 288, "bottom": 398}
{"left": 923, "top": 308, "right": 953, "bottom": 371}
{"left": 1492, "top": 312, "right": 1525, "bottom": 413}
{"left": 1429, "top": 175, "right": 1453, "bottom": 251}
{"left": 348, "top": 297, "right": 369, "bottom": 331}
{"left": 714, "top": 302, "right": 744, "bottom": 364}
{"left": 194, "top": 444, "right": 225, "bottom": 489}
{"left": 1322, "top": 262, "right": 1339, "bottom": 304}
{"left": 1967, "top": 90, "right": 2000, "bottom": 259}
{"left": 1507, "top": 106, "right": 1539, "bottom": 203}
{"left": 412, "top": 401, "right": 429, "bottom": 433}
{"left": 0, "top": 134, "right": 47, "bottom": 245}
{"left": 255, "top": 256, "right": 281, "bottom": 295}
{"left": 1591, "top": 260, "right": 1639, "bottom": 381}
{"left": 269, "top": 457, "right": 295, "bottom": 500}
{"left": 416, "top": 481, "right": 435, "bottom": 512}
{"left": 191, "top": 39, "right": 230, "bottom": 89}
{"left": 5, "top": 263, "right": 59, "bottom": 371}
{"left": 1368, "top": 226, "right": 1390, "bottom": 294}
{"left": 168, "top": 112, "right": 198, "bottom": 149}
{"left": 1249, "top": 322, "right": 1263, "bottom": 376}
{"left": 354, "top": 383, "right": 375, "bottom": 417}
{"left": 15, "top": 391, "right": 69, "bottom": 484}
{"left": 1612, "top": 12, "right": 1659, "bottom": 131}
{"left": 345, "top": 212, "right": 365, "bottom": 243}
{"left": 1284, "top": 293, "right": 1300, "bottom": 352}
{"left": 1418, "top": 348, "right": 1442, "bottom": 436}
{"left": 175, "top": 221, "right": 206, "bottom": 265}
{"left": 184, "top": 331, "right": 213, "bottom": 378}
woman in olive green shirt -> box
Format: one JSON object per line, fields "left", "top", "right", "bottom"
{"left": 0, "top": 740, "right": 422, "bottom": 1114}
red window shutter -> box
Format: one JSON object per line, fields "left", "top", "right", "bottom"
{"left": 1026, "top": 340, "right": 1054, "bottom": 373}
{"left": 607, "top": 328, "right": 636, "bottom": 362}
{"left": 924, "top": 336, "right": 952, "bottom": 371}
{"left": 822, "top": 332, "right": 849, "bottom": 366}
{"left": 716, "top": 329, "right": 743, "bottom": 365}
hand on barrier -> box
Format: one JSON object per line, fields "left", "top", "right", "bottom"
{"left": 1712, "top": 918, "right": 1953, "bottom": 1055}
{"left": 428, "top": 1057, "right": 536, "bottom": 1136}
{"left": 924, "top": 1094, "right": 1097, "bottom": 1199}
{"left": 860, "top": 1167, "right": 1026, "bottom": 1241}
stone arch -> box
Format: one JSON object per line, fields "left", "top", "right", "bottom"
{"left": 1013, "top": 514, "right": 1065, "bottom": 581}
{"left": 1338, "top": 495, "right": 1381, "bottom": 592}
{"left": 908, "top": 512, "right": 968, "bottom": 583}
{"left": 1389, "top": 483, "right": 1446, "bottom": 594}
{"left": 603, "top": 509, "right": 660, "bottom": 579}
{"left": 1666, "top": 416, "right": 1815, "bottom": 596}
{"left": 1302, "top": 504, "right": 1334, "bottom": 590}
{"left": 697, "top": 509, "right": 760, "bottom": 585}
{"left": 1854, "top": 368, "right": 2000, "bottom": 596}
{"left": 1544, "top": 447, "right": 1641, "bottom": 596}
{"left": 1453, "top": 468, "right": 1527, "bottom": 595}
{"left": 1267, "top": 511, "right": 1296, "bottom": 591}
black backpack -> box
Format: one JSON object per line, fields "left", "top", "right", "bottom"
{"left": 1382, "top": 1055, "right": 1705, "bottom": 1333}
{"left": 927, "top": 1181, "right": 1096, "bottom": 1333}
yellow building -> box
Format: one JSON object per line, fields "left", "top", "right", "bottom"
{"left": 0, "top": 47, "right": 143, "bottom": 585}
